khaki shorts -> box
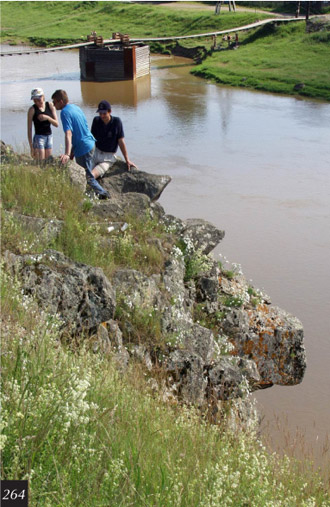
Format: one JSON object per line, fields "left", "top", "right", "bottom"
{"left": 93, "top": 148, "right": 117, "bottom": 177}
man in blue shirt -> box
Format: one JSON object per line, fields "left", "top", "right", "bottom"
{"left": 51, "top": 89, "right": 109, "bottom": 199}
{"left": 91, "top": 100, "right": 135, "bottom": 179}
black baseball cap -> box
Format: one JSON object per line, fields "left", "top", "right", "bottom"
{"left": 97, "top": 100, "right": 111, "bottom": 112}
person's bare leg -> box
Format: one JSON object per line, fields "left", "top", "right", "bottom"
{"left": 91, "top": 167, "right": 101, "bottom": 178}
{"left": 91, "top": 162, "right": 111, "bottom": 179}
{"left": 45, "top": 148, "right": 52, "bottom": 159}
{"left": 35, "top": 148, "right": 45, "bottom": 161}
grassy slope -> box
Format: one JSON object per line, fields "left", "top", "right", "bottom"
{"left": 0, "top": 1, "right": 270, "bottom": 41}
{"left": 1, "top": 2, "right": 329, "bottom": 100}
{"left": 193, "top": 21, "right": 330, "bottom": 100}
{"left": 1, "top": 161, "right": 329, "bottom": 505}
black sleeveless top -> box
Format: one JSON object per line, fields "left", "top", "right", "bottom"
{"left": 33, "top": 102, "right": 52, "bottom": 135}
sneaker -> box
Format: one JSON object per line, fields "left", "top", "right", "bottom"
{"left": 97, "top": 191, "right": 110, "bottom": 200}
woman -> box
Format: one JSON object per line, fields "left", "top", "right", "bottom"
{"left": 27, "top": 88, "right": 58, "bottom": 160}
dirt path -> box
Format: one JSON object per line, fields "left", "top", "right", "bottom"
{"left": 158, "top": 2, "right": 284, "bottom": 17}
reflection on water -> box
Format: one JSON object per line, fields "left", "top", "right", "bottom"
{"left": 218, "top": 88, "right": 234, "bottom": 133}
{"left": 80, "top": 75, "right": 151, "bottom": 107}
{"left": 157, "top": 66, "right": 208, "bottom": 126}
{"left": 1, "top": 47, "right": 330, "bottom": 470}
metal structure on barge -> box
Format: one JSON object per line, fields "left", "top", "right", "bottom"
{"left": 79, "top": 32, "right": 150, "bottom": 82}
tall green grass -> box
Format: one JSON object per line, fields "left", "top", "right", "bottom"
{"left": 1, "top": 164, "right": 170, "bottom": 278}
{"left": 1, "top": 269, "right": 329, "bottom": 506}
{"left": 1, "top": 165, "right": 81, "bottom": 219}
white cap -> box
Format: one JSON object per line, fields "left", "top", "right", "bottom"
{"left": 31, "top": 88, "right": 44, "bottom": 99}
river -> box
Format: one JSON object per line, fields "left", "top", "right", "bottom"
{"left": 1, "top": 46, "right": 329, "bottom": 472}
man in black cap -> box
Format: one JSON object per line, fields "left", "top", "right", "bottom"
{"left": 91, "top": 100, "right": 135, "bottom": 178}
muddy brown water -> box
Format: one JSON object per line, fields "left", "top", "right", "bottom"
{"left": 1, "top": 47, "right": 330, "bottom": 471}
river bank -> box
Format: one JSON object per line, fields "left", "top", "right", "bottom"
{"left": 192, "top": 17, "right": 330, "bottom": 101}
{"left": 2, "top": 45, "right": 330, "bottom": 473}
{"left": 1, "top": 142, "right": 329, "bottom": 503}
{"left": 1, "top": 142, "right": 307, "bottom": 400}
{"left": 1, "top": 1, "right": 330, "bottom": 101}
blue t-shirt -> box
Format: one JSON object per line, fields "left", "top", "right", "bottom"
{"left": 61, "top": 103, "right": 95, "bottom": 157}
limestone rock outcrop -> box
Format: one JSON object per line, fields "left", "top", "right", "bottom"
{"left": 227, "top": 305, "right": 306, "bottom": 386}
{"left": 3, "top": 249, "right": 116, "bottom": 335}
{"left": 66, "top": 160, "right": 87, "bottom": 192}
{"left": 2, "top": 144, "right": 307, "bottom": 407}
{"left": 101, "top": 160, "right": 171, "bottom": 201}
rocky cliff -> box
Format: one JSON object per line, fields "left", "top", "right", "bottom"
{"left": 1, "top": 142, "right": 306, "bottom": 411}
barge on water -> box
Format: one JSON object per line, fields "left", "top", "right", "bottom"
{"left": 79, "top": 32, "right": 150, "bottom": 82}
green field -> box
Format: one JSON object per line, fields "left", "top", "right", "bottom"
{"left": 1, "top": 1, "right": 329, "bottom": 100}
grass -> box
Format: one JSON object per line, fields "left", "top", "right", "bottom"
{"left": 1, "top": 267, "right": 330, "bottom": 506}
{"left": 192, "top": 21, "right": 330, "bottom": 101}
{"left": 0, "top": 2, "right": 270, "bottom": 44}
{"left": 0, "top": 163, "right": 172, "bottom": 279}
{"left": 114, "top": 294, "right": 164, "bottom": 353}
